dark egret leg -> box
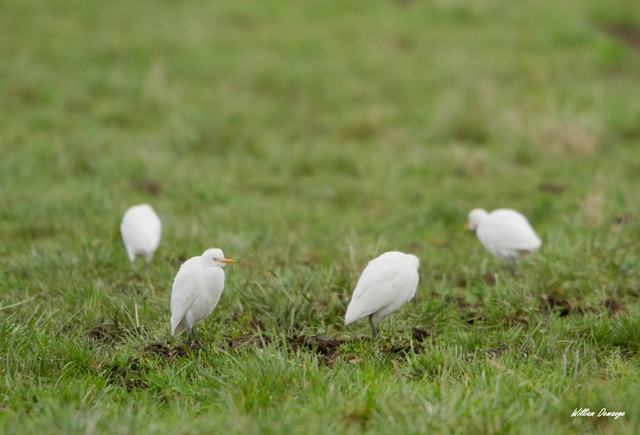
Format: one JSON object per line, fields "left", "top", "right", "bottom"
{"left": 186, "top": 328, "right": 203, "bottom": 349}
{"left": 509, "top": 259, "right": 517, "bottom": 277}
{"left": 144, "top": 253, "right": 153, "bottom": 272}
{"left": 369, "top": 315, "right": 379, "bottom": 338}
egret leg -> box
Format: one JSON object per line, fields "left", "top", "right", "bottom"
{"left": 144, "top": 254, "right": 153, "bottom": 271}
{"left": 129, "top": 252, "right": 138, "bottom": 270}
{"left": 369, "top": 315, "right": 379, "bottom": 338}
{"left": 186, "top": 328, "right": 203, "bottom": 350}
{"left": 509, "top": 259, "right": 517, "bottom": 277}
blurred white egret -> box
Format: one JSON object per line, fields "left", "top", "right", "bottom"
{"left": 120, "top": 204, "right": 161, "bottom": 267}
{"left": 345, "top": 251, "right": 420, "bottom": 337}
{"left": 170, "top": 248, "right": 234, "bottom": 347}
{"left": 464, "top": 208, "right": 541, "bottom": 275}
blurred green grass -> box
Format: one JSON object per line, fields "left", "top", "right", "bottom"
{"left": 2, "top": 0, "right": 640, "bottom": 433}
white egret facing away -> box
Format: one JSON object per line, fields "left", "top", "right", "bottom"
{"left": 345, "top": 251, "right": 420, "bottom": 337}
{"left": 170, "top": 248, "right": 234, "bottom": 348}
{"left": 464, "top": 208, "right": 541, "bottom": 275}
{"left": 120, "top": 204, "right": 162, "bottom": 267}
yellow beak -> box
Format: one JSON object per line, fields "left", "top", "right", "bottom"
{"left": 217, "top": 258, "right": 235, "bottom": 264}
{"left": 463, "top": 222, "right": 470, "bottom": 231}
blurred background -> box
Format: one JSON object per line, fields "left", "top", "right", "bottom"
{"left": 2, "top": 0, "right": 640, "bottom": 281}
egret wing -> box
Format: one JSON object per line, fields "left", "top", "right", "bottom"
{"left": 480, "top": 213, "right": 541, "bottom": 250}
{"left": 346, "top": 260, "right": 417, "bottom": 323}
{"left": 170, "top": 259, "right": 200, "bottom": 336}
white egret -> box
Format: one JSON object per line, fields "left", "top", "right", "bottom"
{"left": 120, "top": 204, "right": 162, "bottom": 267}
{"left": 170, "top": 248, "right": 235, "bottom": 347}
{"left": 464, "top": 208, "right": 541, "bottom": 275}
{"left": 345, "top": 251, "right": 420, "bottom": 337}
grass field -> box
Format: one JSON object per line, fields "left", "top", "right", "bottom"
{"left": 2, "top": 0, "right": 640, "bottom": 433}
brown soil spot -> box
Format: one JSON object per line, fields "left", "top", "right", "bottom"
{"left": 133, "top": 179, "right": 162, "bottom": 196}
{"left": 482, "top": 273, "right": 496, "bottom": 286}
{"left": 86, "top": 322, "right": 129, "bottom": 345}
{"left": 603, "top": 22, "right": 640, "bottom": 49}
{"left": 612, "top": 213, "right": 633, "bottom": 224}
{"left": 541, "top": 294, "right": 572, "bottom": 317}
{"left": 143, "top": 342, "right": 189, "bottom": 360}
{"left": 289, "top": 334, "right": 345, "bottom": 355}
{"left": 604, "top": 298, "right": 627, "bottom": 315}
{"left": 466, "top": 312, "right": 485, "bottom": 325}
{"left": 106, "top": 359, "right": 149, "bottom": 392}
{"left": 288, "top": 334, "right": 347, "bottom": 365}
{"left": 228, "top": 333, "right": 272, "bottom": 349}
{"left": 538, "top": 182, "right": 567, "bottom": 194}
{"left": 411, "top": 327, "right": 430, "bottom": 342}
{"left": 444, "top": 294, "right": 472, "bottom": 309}
{"left": 486, "top": 344, "right": 509, "bottom": 358}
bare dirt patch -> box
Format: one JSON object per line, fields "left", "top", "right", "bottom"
{"left": 444, "top": 294, "right": 473, "bottom": 309}
{"left": 464, "top": 343, "right": 511, "bottom": 361}
{"left": 411, "top": 327, "right": 430, "bottom": 342}
{"left": 106, "top": 359, "right": 150, "bottom": 392}
{"left": 541, "top": 294, "right": 572, "bottom": 317}
{"left": 612, "top": 213, "right": 633, "bottom": 224}
{"left": 455, "top": 274, "right": 496, "bottom": 287}
{"left": 284, "top": 329, "right": 432, "bottom": 365}
{"left": 603, "top": 298, "right": 628, "bottom": 315}
{"left": 228, "top": 332, "right": 272, "bottom": 350}
{"left": 143, "top": 342, "right": 189, "bottom": 360}
{"left": 466, "top": 312, "right": 485, "bottom": 325}
{"left": 86, "top": 322, "right": 131, "bottom": 345}
{"left": 602, "top": 22, "right": 640, "bottom": 50}
{"left": 104, "top": 342, "right": 189, "bottom": 391}
{"left": 288, "top": 334, "right": 345, "bottom": 362}
{"left": 538, "top": 182, "right": 568, "bottom": 195}
{"left": 482, "top": 273, "right": 497, "bottom": 286}
{"left": 486, "top": 343, "right": 509, "bottom": 358}
{"left": 133, "top": 179, "right": 162, "bottom": 196}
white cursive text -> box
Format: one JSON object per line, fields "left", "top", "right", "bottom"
{"left": 571, "top": 408, "right": 625, "bottom": 420}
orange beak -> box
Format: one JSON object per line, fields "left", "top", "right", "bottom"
{"left": 463, "top": 222, "right": 470, "bottom": 231}
{"left": 218, "top": 258, "right": 235, "bottom": 264}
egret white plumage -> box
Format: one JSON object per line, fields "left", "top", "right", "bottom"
{"left": 170, "top": 248, "right": 234, "bottom": 347}
{"left": 464, "top": 208, "right": 541, "bottom": 275}
{"left": 345, "top": 251, "right": 420, "bottom": 336}
{"left": 120, "top": 204, "right": 162, "bottom": 267}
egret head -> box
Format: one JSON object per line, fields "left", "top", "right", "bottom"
{"left": 465, "top": 208, "right": 488, "bottom": 231}
{"left": 201, "top": 248, "right": 235, "bottom": 267}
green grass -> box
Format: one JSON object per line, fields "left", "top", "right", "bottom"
{"left": 2, "top": 0, "right": 640, "bottom": 433}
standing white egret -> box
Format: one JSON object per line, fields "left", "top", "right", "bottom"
{"left": 170, "top": 248, "right": 235, "bottom": 347}
{"left": 464, "top": 208, "right": 541, "bottom": 275}
{"left": 120, "top": 204, "right": 162, "bottom": 267}
{"left": 345, "top": 251, "right": 420, "bottom": 337}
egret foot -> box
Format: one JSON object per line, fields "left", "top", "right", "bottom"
{"left": 186, "top": 329, "right": 203, "bottom": 350}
